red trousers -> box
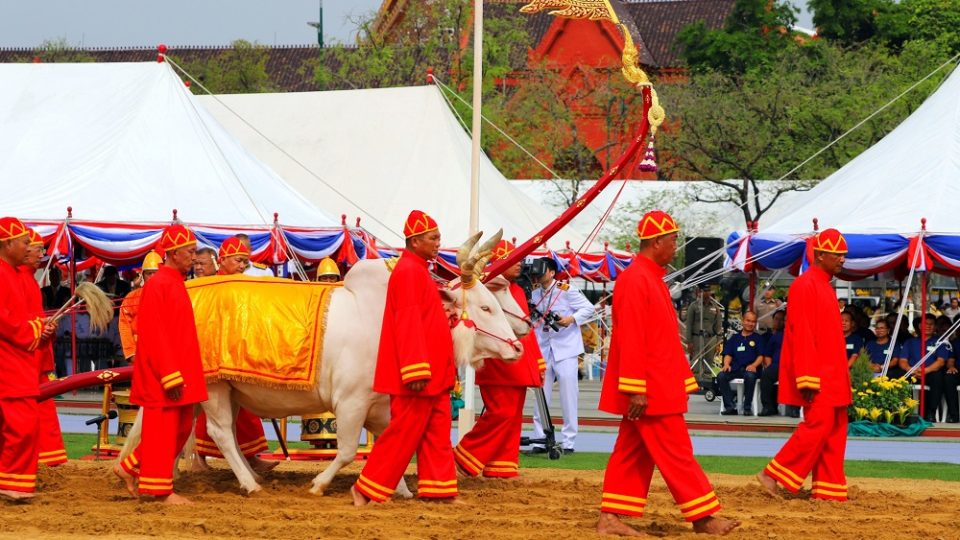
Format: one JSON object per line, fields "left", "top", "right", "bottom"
{"left": 454, "top": 385, "right": 524, "bottom": 478}
{"left": 195, "top": 408, "right": 268, "bottom": 458}
{"left": 0, "top": 398, "right": 40, "bottom": 493}
{"left": 120, "top": 405, "right": 193, "bottom": 496}
{"left": 764, "top": 401, "right": 848, "bottom": 501}
{"left": 354, "top": 393, "right": 456, "bottom": 502}
{"left": 37, "top": 373, "right": 67, "bottom": 467}
{"left": 601, "top": 415, "right": 720, "bottom": 522}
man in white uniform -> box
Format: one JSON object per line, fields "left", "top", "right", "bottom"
{"left": 529, "top": 257, "right": 595, "bottom": 453}
{"left": 236, "top": 234, "right": 275, "bottom": 277}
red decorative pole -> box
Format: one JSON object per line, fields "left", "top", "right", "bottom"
{"left": 748, "top": 220, "right": 759, "bottom": 312}
{"left": 426, "top": 67, "right": 434, "bottom": 84}
{"left": 171, "top": 209, "right": 178, "bottom": 223}
{"left": 67, "top": 206, "right": 77, "bottom": 379}
{"left": 484, "top": 86, "right": 654, "bottom": 282}
{"left": 919, "top": 218, "right": 927, "bottom": 418}
{"left": 355, "top": 217, "right": 362, "bottom": 228}
{"left": 157, "top": 43, "right": 167, "bottom": 63}
{"left": 39, "top": 367, "right": 133, "bottom": 402}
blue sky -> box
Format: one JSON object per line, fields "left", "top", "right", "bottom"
{"left": 0, "top": 1, "right": 814, "bottom": 49}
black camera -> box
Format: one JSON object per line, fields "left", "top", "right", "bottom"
{"left": 530, "top": 306, "right": 563, "bottom": 332}
{"left": 515, "top": 257, "right": 552, "bottom": 300}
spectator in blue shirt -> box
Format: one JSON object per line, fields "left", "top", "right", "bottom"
{"left": 842, "top": 310, "right": 865, "bottom": 369}
{"left": 900, "top": 316, "right": 949, "bottom": 422}
{"left": 717, "top": 311, "right": 763, "bottom": 416}
{"left": 864, "top": 319, "right": 902, "bottom": 376}
{"left": 758, "top": 310, "right": 785, "bottom": 417}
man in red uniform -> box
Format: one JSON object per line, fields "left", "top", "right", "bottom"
{"left": 113, "top": 224, "right": 207, "bottom": 505}
{"left": 352, "top": 210, "right": 457, "bottom": 505}
{"left": 597, "top": 211, "right": 739, "bottom": 536}
{"left": 454, "top": 240, "right": 543, "bottom": 479}
{"left": 0, "top": 217, "right": 56, "bottom": 501}
{"left": 757, "top": 228, "right": 850, "bottom": 501}
{"left": 21, "top": 230, "right": 68, "bottom": 467}
{"left": 193, "top": 236, "right": 273, "bottom": 473}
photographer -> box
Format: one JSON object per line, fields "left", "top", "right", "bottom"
{"left": 529, "top": 257, "right": 595, "bottom": 455}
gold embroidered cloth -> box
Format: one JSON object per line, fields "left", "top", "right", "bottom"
{"left": 186, "top": 276, "right": 337, "bottom": 390}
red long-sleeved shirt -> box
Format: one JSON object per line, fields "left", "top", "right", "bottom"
{"left": 0, "top": 259, "right": 44, "bottom": 398}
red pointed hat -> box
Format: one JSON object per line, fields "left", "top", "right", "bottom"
{"left": 158, "top": 224, "right": 197, "bottom": 253}
{"left": 492, "top": 239, "right": 515, "bottom": 260}
{"left": 27, "top": 228, "right": 44, "bottom": 247}
{"left": 637, "top": 210, "right": 679, "bottom": 240}
{"left": 813, "top": 228, "right": 847, "bottom": 254}
{"left": 0, "top": 217, "right": 29, "bottom": 242}
{"left": 219, "top": 236, "right": 250, "bottom": 259}
{"left": 403, "top": 210, "right": 438, "bottom": 239}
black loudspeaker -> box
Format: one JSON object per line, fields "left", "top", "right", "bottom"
{"left": 683, "top": 237, "right": 725, "bottom": 285}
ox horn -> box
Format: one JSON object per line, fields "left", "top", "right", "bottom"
{"left": 475, "top": 229, "right": 503, "bottom": 260}
{"left": 458, "top": 231, "right": 483, "bottom": 288}
{"left": 456, "top": 231, "right": 483, "bottom": 268}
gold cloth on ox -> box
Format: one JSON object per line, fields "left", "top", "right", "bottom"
{"left": 186, "top": 276, "right": 338, "bottom": 390}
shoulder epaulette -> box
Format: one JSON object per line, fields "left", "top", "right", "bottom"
{"left": 252, "top": 262, "right": 268, "bottom": 269}
{"left": 558, "top": 282, "right": 570, "bottom": 291}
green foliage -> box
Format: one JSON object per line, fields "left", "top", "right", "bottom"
{"left": 850, "top": 347, "right": 876, "bottom": 391}
{"left": 172, "top": 40, "right": 274, "bottom": 94}
{"left": 676, "top": 0, "right": 798, "bottom": 74}
{"left": 808, "top": 0, "right": 893, "bottom": 45}
{"left": 13, "top": 38, "right": 96, "bottom": 63}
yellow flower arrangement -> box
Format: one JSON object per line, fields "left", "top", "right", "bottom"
{"left": 851, "top": 375, "right": 917, "bottom": 425}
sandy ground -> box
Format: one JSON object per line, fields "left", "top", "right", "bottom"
{"left": 1, "top": 460, "right": 958, "bottom": 540}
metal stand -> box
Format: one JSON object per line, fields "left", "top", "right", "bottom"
{"left": 520, "top": 387, "right": 562, "bottom": 460}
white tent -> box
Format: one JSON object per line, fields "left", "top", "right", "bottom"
{"left": 0, "top": 62, "right": 334, "bottom": 227}
{"left": 196, "top": 86, "right": 590, "bottom": 246}
{"left": 759, "top": 63, "right": 960, "bottom": 236}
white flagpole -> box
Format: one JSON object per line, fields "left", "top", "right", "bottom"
{"left": 459, "top": 0, "right": 483, "bottom": 441}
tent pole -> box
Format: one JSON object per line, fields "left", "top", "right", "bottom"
{"left": 458, "top": 0, "right": 484, "bottom": 442}
{"left": 66, "top": 207, "right": 78, "bottom": 380}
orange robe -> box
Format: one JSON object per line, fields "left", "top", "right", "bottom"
{"left": 354, "top": 250, "right": 457, "bottom": 502}
{"left": 455, "top": 282, "right": 544, "bottom": 478}
{"left": 764, "top": 264, "right": 850, "bottom": 501}
{"left": 118, "top": 287, "right": 142, "bottom": 361}
{"left": 0, "top": 260, "right": 45, "bottom": 493}
{"left": 598, "top": 255, "right": 720, "bottom": 522}
{"left": 120, "top": 265, "right": 208, "bottom": 496}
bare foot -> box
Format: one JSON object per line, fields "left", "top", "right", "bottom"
{"left": 596, "top": 512, "right": 645, "bottom": 536}
{"left": 113, "top": 464, "right": 137, "bottom": 497}
{"left": 692, "top": 516, "right": 741, "bottom": 535}
{"left": 160, "top": 492, "right": 193, "bottom": 505}
{"left": 351, "top": 485, "right": 370, "bottom": 507}
{"left": 756, "top": 471, "right": 780, "bottom": 498}
{"left": 0, "top": 489, "right": 36, "bottom": 503}
{"left": 249, "top": 456, "right": 279, "bottom": 475}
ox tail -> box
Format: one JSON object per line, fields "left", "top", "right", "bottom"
{"left": 117, "top": 407, "right": 144, "bottom": 463}
{"left": 179, "top": 404, "right": 202, "bottom": 474}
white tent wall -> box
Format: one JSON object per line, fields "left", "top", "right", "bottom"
{"left": 0, "top": 62, "right": 334, "bottom": 227}
{"left": 196, "top": 86, "right": 590, "bottom": 247}
{"left": 759, "top": 63, "right": 960, "bottom": 236}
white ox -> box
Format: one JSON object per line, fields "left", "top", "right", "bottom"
{"left": 120, "top": 231, "right": 527, "bottom": 496}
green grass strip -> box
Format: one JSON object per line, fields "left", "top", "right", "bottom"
{"left": 63, "top": 434, "right": 960, "bottom": 482}
{"left": 520, "top": 452, "right": 960, "bottom": 481}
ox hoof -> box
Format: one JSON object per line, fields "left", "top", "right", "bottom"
{"left": 308, "top": 483, "right": 327, "bottom": 496}
{"left": 244, "top": 485, "right": 264, "bottom": 496}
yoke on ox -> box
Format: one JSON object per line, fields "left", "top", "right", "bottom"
{"left": 120, "top": 231, "right": 527, "bottom": 496}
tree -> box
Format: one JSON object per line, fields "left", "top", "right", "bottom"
{"left": 877, "top": 0, "right": 960, "bottom": 54}
{"left": 676, "top": 0, "right": 799, "bottom": 74}
{"left": 173, "top": 40, "right": 274, "bottom": 94}
{"left": 656, "top": 39, "right": 951, "bottom": 226}
{"left": 808, "top": 0, "right": 894, "bottom": 45}
{"left": 13, "top": 38, "right": 95, "bottom": 63}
